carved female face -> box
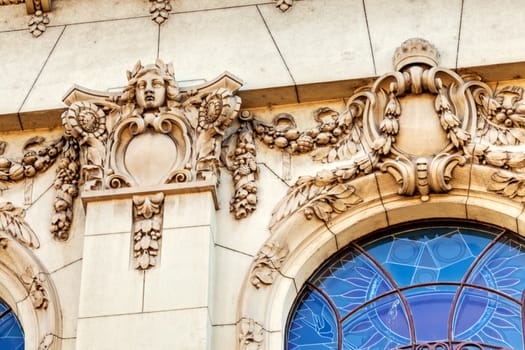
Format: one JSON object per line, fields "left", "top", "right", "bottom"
{"left": 135, "top": 71, "right": 166, "bottom": 110}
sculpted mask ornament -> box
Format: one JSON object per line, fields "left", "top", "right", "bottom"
{"left": 122, "top": 60, "right": 179, "bottom": 116}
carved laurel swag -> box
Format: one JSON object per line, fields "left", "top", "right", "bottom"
{"left": 270, "top": 168, "right": 364, "bottom": 229}
{"left": 0, "top": 202, "right": 39, "bottom": 248}
{"left": 0, "top": 135, "right": 78, "bottom": 241}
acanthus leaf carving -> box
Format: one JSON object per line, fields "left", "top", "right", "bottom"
{"left": 38, "top": 334, "right": 54, "bottom": 350}
{"left": 239, "top": 318, "right": 264, "bottom": 350}
{"left": 488, "top": 171, "right": 525, "bottom": 201}
{"left": 132, "top": 192, "right": 164, "bottom": 270}
{"left": 0, "top": 202, "right": 40, "bottom": 249}
{"left": 250, "top": 242, "right": 288, "bottom": 288}
{"left": 270, "top": 166, "right": 364, "bottom": 229}
{"left": 21, "top": 267, "right": 49, "bottom": 310}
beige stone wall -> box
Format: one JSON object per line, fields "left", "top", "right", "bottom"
{"left": 2, "top": 1, "right": 525, "bottom": 350}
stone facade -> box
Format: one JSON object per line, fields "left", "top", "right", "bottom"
{"left": 2, "top": 1, "right": 525, "bottom": 349}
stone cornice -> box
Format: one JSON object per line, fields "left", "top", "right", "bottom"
{"left": 5, "top": 60, "right": 525, "bottom": 133}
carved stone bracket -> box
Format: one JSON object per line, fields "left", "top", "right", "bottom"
{"left": 26, "top": 0, "right": 53, "bottom": 37}
{"left": 0, "top": 0, "right": 53, "bottom": 37}
{"left": 132, "top": 192, "right": 164, "bottom": 270}
{"left": 250, "top": 242, "right": 288, "bottom": 288}
{"left": 274, "top": 0, "right": 293, "bottom": 12}
{"left": 239, "top": 318, "right": 264, "bottom": 350}
{"left": 149, "top": 0, "right": 171, "bottom": 24}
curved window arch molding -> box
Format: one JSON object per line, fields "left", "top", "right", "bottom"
{"left": 0, "top": 238, "right": 62, "bottom": 350}
{"left": 236, "top": 174, "right": 525, "bottom": 350}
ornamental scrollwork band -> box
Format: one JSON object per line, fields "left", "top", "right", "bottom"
{"left": 2, "top": 38, "right": 525, "bottom": 243}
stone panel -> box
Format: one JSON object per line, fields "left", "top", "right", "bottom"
{"left": 258, "top": 0, "right": 374, "bottom": 84}
{"left": 171, "top": 0, "right": 265, "bottom": 12}
{"left": 459, "top": 0, "right": 525, "bottom": 68}
{"left": 143, "top": 226, "right": 212, "bottom": 312}
{"left": 0, "top": 26, "right": 63, "bottom": 117}
{"left": 20, "top": 17, "right": 157, "bottom": 113}
{"left": 49, "top": 0, "right": 147, "bottom": 26}
{"left": 76, "top": 308, "right": 209, "bottom": 350}
{"left": 51, "top": 260, "right": 82, "bottom": 338}
{"left": 163, "top": 192, "right": 215, "bottom": 230}
{"left": 159, "top": 6, "right": 293, "bottom": 90}
{"left": 210, "top": 245, "right": 252, "bottom": 325}
{"left": 365, "top": 0, "right": 461, "bottom": 73}
{"left": 78, "top": 232, "right": 143, "bottom": 318}
{"left": 84, "top": 199, "right": 132, "bottom": 236}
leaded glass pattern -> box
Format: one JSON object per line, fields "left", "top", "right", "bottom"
{"left": 0, "top": 299, "right": 24, "bottom": 350}
{"left": 286, "top": 221, "right": 525, "bottom": 350}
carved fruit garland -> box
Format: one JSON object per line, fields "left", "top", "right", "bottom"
{"left": 224, "top": 111, "right": 259, "bottom": 220}
{"left": 0, "top": 136, "right": 77, "bottom": 241}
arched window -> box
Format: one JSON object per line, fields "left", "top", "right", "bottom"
{"left": 0, "top": 299, "right": 24, "bottom": 350}
{"left": 286, "top": 221, "right": 525, "bottom": 349}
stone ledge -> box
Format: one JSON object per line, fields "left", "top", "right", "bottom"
{"left": 81, "top": 180, "right": 218, "bottom": 209}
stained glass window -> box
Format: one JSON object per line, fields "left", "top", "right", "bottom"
{"left": 286, "top": 221, "right": 525, "bottom": 350}
{"left": 0, "top": 299, "right": 24, "bottom": 350}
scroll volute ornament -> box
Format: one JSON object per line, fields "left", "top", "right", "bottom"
{"left": 270, "top": 38, "right": 487, "bottom": 228}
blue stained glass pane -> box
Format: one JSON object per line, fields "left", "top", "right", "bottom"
{"left": 313, "top": 251, "right": 393, "bottom": 316}
{"left": 402, "top": 286, "right": 458, "bottom": 342}
{"left": 454, "top": 287, "right": 522, "bottom": 349}
{"left": 0, "top": 302, "right": 24, "bottom": 350}
{"left": 287, "top": 288, "right": 338, "bottom": 350}
{"left": 342, "top": 293, "right": 409, "bottom": 349}
{"left": 286, "top": 222, "right": 525, "bottom": 350}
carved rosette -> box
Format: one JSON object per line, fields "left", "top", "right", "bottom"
{"left": 196, "top": 87, "right": 241, "bottom": 180}
{"left": 132, "top": 193, "right": 164, "bottom": 270}
{"left": 250, "top": 242, "right": 288, "bottom": 288}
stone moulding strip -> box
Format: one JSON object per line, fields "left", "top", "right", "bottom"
{"left": 80, "top": 180, "right": 218, "bottom": 209}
